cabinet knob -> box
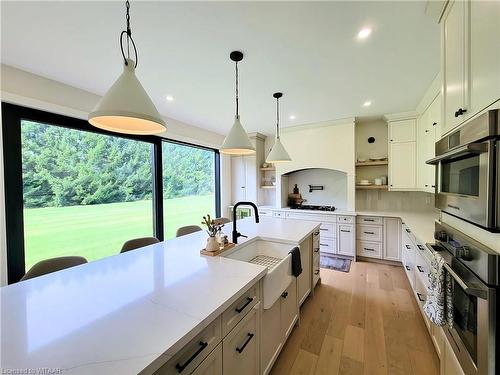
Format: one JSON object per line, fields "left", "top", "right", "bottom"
{"left": 432, "top": 122, "right": 437, "bottom": 126}
{"left": 424, "top": 184, "right": 428, "bottom": 187}
{"left": 425, "top": 130, "right": 429, "bottom": 133}
{"left": 390, "top": 139, "right": 394, "bottom": 142}
{"left": 454, "top": 108, "right": 467, "bottom": 117}
{"left": 281, "top": 291, "right": 288, "bottom": 299}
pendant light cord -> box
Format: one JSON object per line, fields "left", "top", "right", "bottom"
{"left": 235, "top": 61, "right": 239, "bottom": 117}
{"left": 120, "top": 0, "right": 138, "bottom": 68}
{"left": 276, "top": 96, "right": 280, "bottom": 139}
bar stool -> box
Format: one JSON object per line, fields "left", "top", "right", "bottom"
{"left": 175, "top": 225, "right": 202, "bottom": 237}
{"left": 120, "top": 237, "right": 160, "bottom": 253}
{"left": 21, "top": 256, "right": 88, "bottom": 281}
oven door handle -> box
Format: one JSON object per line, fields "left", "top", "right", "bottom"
{"left": 443, "top": 263, "right": 488, "bottom": 300}
{"left": 426, "top": 142, "right": 488, "bottom": 165}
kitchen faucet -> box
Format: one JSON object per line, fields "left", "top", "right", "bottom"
{"left": 232, "top": 201, "right": 260, "bottom": 244}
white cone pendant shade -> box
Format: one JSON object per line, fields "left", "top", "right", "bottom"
{"left": 89, "top": 59, "right": 166, "bottom": 135}
{"left": 221, "top": 116, "right": 256, "bottom": 155}
{"left": 266, "top": 137, "right": 291, "bottom": 163}
{"left": 266, "top": 92, "right": 291, "bottom": 163}
{"left": 220, "top": 51, "right": 255, "bottom": 155}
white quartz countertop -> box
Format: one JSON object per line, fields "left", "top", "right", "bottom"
{"left": 1, "top": 217, "right": 320, "bottom": 375}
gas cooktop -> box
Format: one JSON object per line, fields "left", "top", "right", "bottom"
{"left": 291, "top": 205, "right": 336, "bottom": 212}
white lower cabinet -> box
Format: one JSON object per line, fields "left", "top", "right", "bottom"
{"left": 223, "top": 303, "right": 260, "bottom": 375}
{"left": 383, "top": 218, "right": 401, "bottom": 261}
{"left": 191, "top": 344, "right": 222, "bottom": 375}
{"left": 337, "top": 224, "right": 355, "bottom": 256}
{"left": 261, "top": 280, "right": 298, "bottom": 375}
{"left": 442, "top": 336, "right": 465, "bottom": 375}
{"left": 297, "top": 235, "right": 312, "bottom": 306}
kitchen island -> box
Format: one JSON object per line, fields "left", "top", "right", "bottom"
{"left": 0, "top": 217, "right": 320, "bottom": 375}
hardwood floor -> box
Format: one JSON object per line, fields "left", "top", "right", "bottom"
{"left": 270, "top": 261, "right": 439, "bottom": 375}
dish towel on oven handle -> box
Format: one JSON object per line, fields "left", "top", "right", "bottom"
{"left": 423, "top": 251, "right": 453, "bottom": 327}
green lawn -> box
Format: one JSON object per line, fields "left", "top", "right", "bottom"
{"left": 23, "top": 195, "right": 214, "bottom": 270}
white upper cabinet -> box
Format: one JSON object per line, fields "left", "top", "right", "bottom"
{"left": 442, "top": 0, "right": 469, "bottom": 134}
{"left": 470, "top": 0, "right": 500, "bottom": 114}
{"left": 442, "top": 0, "right": 500, "bottom": 135}
{"left": 417, "top": 93, "right": 441, "bottom": 192}
{"left": 388, "top": 118, "right": 417, "bottom": 191}
{"left": 389, "top": 119, "right": 416, "bottom": 143}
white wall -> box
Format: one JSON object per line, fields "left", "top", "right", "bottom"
{"left": 0, "top": 64, "right": 230, "bottom": 285}
{"left": 285, "top": 168, "right": 348, "bottom": 209}
{"left": 274, "top": 119, "right": 356, "bottom": 210}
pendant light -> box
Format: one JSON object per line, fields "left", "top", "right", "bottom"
{"left": 220, "top": 51, "right": 256, "bottom": 155}
{"left": 88, "top": 1, "right": 166, "bottom": 135}
{"left": 266, "top": 92, "right": 291, "bottom": 163}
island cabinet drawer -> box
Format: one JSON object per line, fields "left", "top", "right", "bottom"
{"left": 191, "top": 343, "right": 222, "bottom": 375}
{"left": 154, "top": 317, "right": 221, "bottom": 375}
{"left": 356, "top": 224, "right": 383, "bottom": 242}
{"left": 357, "top": 216, "right": 383, "bottom": 225}
{"left": 319, "top": 223, "right": 336, "bottom": 238}
{"left": 337, "top": 215, "right": 354, "bottom": 224}
{"left": 312, "top": 230, "right": 320, "bottom": 247}
{"left": 357, "top": 240, "right": 382, "bottom": 258}
{"left": 319, "top": 238, "right": 336, "bottom": 254}
{"left": 222, "top": 282, "right": 260, "bottom": 337}
{"left": 223, "top": 303, "right": 260, "bottom": 375}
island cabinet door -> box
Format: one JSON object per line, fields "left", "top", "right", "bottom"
{"left": 297, "top": 236, "right": 312, "bottom": 306}
{"left": 223, "top": 303, "right": 260, "bottom": 375}
{"left": 191, "top": 343, "right": 222, "bottom": 375}
{"left": 281, "top": 279, "right": 298, "bottom": 340}
{"left": 261, "top": 299, "right": 282, "bottom": 375}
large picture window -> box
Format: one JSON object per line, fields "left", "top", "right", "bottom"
{"left": 2, "top": 103, "right": 220, "bottom": 283}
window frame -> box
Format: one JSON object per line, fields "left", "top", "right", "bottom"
{"left": 1, "top": 103, "right": 220, "bottom": 283}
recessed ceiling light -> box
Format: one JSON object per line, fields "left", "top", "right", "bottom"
{"left": 166, "top": 95, "right": 174, "bottom": 101}
{"left": 363, "top": 101, "right": 372, "bottom": 107}
{"left": 289, "top": 115, "right": 296, "bottom": 120}
{"left": 357, "top": 27, "right": 372, "bottom": 40}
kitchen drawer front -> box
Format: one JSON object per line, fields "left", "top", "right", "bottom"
{"left": 357, "top": 216, "right": 383, "bottom": 225}
{"left": 319, "top": 238, "right": 336, "bottom": 254}
{"left": 336, "top": 215, "right": 354, "bottom": 224}
{"left": 414, "top": 252, "right": 430, "bottom": 288}
{"left": 319, "top": 223, "right": 336, "bottom": 238}
{"left": 222, "top": 282, "right": 260, "bottom": 337}
{"left": 286, "top": 212, "right": 337, "bottom": 223}
{"left": 223, "top": 303, "right": 260, "bottom": 375}
{"left": 259, "top": 209, "right": 272, "bottom": 216}
{"left": 357, "top": 240, "right": 382, "bottom": 258}
{"left": 313, "top": 265, "right": 320, "bottom": 287}
{"left": 273, "top": 211, "right": 286, "bottom": 219}
{"left": 191, "top": 343, "right": 222, "bottom": 375}
{"left": 313, "top": 241, "right": 320, "bottom": 256}
{"left": 154, "top": 317, "right": 221, "bottom": 375}
{"left": 356, "top": 224, "right": 383, "bottom": 242}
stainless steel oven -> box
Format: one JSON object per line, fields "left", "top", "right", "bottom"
{"left": 428, "top": 222, "right": 498, "bottom": 375}
{"left": 427, "top": 109, "right": 500, "bottom": 231}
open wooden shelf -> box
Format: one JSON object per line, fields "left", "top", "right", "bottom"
{"left": 355, "top": 185, "right": 389, "bottom": 190}
{"left": 355, "top": 160, "right": 388, "bottom": 167}
{"left": 260, "top": 185, "right": 276, "bottom": 189}
{"left": 260, "top": 167, "right": 276, "bottom": 171}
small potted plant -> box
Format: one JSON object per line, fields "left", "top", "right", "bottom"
{"left": 201, "top": 214, "right": 224, "bottom": 252}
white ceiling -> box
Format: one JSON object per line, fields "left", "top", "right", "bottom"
{"left": 1, "top": 1, "right": 440, "bottom": 136}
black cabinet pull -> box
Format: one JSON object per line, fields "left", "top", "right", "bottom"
{"left": 417, "top": 265, "right": 424, "bottom": 273}
{"left": 432, "top": 122, "right": 437, "bottom": 126}
{"left": 417, "top": 245, "right": 425, "bottom": 251}
{"left": 340, "top": 229, "right": 351, "bottom": 233}
{"left": 417, "top": 293, "right": 425, "bottom": 302}
{"left": 405, "top": 265, "right": 411, "bottom": 271}
{"left": 425, "top": 129, "right": 429, "bottom": 133}
{"left": 320, "top": 243, "right": 329, "bottom": 246}
{"left": 454, "top": 108, "right": 467, "bottom": 117}
{"left": 405, "top": 244, "right": 411, "bottom": 249}
{"left": 405, "top": 228, "right": 411, "bottom": 233}
{"left": 314, "top": 231, "right": 320, "bottom": 236}
{"left": 364, "top": 248, "right": 375, "bottom": 251}
{"left": 236, "top": 333, "right": 254, "bottom": 353}
{"left": 364, "top": 231, "right": 375, "bottom": 235}
{"left": 314, "top": 247, "right": 320, "bottom": 253}
{"left": 364, "top": 219, "right": 375, "bottom": 222}
{"left": 314, "top": 270, "right": 320, "bottom": 275}
{"left": 175, "top": 341, "right": 208, "bottom": 373}
{"left": 320, "top": 228, "right": 328, "bottom": 231}
{"left": 431, "top": 185, "right": 436, "bottom": 188}
{"left": 281, "top": 291, "right": 288, "bottom": 298}
{"left": 235, "top": 297, "right": 253, "bottom": 313}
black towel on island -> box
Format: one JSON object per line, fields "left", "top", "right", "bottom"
{"left": 289, "top": 246, "right": 302, "bottom": 277}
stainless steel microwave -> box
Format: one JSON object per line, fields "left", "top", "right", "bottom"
{"left": 427, "top": 110, "right": 499, "bottom": 232}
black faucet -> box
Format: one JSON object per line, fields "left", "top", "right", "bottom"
{"left": 232, "top": 201, "right": 260, "bottom": 244}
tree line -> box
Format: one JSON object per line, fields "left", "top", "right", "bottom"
{"left": 22, "top": 121, "right": 215, "bottom": 208}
